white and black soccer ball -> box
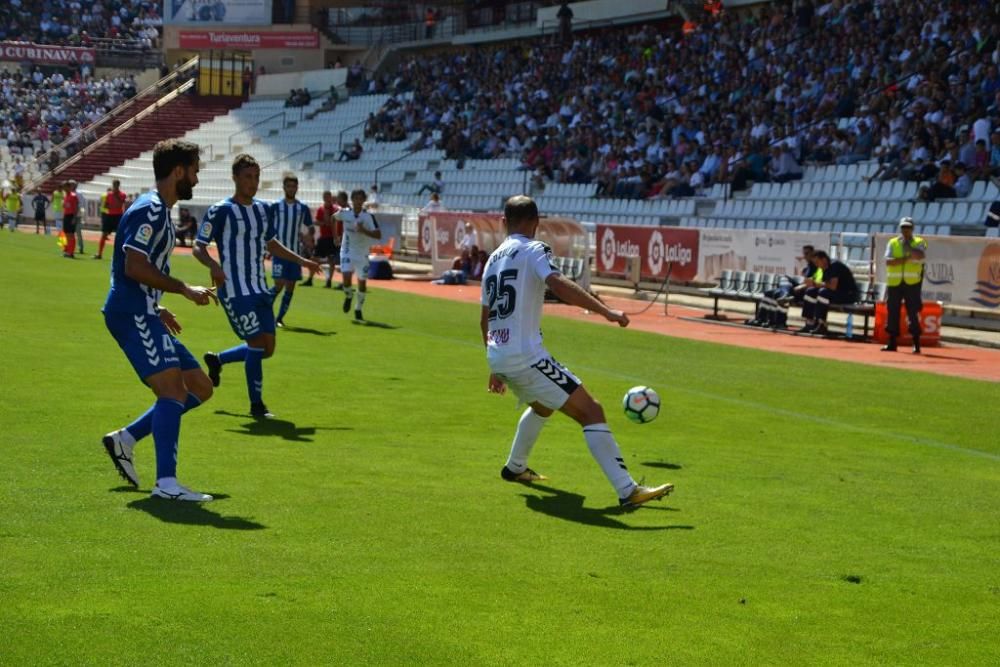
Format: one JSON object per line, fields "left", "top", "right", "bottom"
{"left": 622, "top": 386, "right": 660, "bottom": 424}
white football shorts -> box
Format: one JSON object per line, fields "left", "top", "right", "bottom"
{"left": 494, "top": 354, "right": 582, "bottom": 410}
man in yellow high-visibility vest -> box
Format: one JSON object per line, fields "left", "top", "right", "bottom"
{"left": 882, "top": 216, "right": 927, "bottom": 354}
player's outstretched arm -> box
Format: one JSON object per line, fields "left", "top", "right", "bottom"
{"left": 545, "top": 273, "right": 629, "bottom": 327}
{"left": 266, "top": 238, "right": 323, "bottom": 274}
{"left": 192, "top": 242, "right": 226, "bottom": 288}
{"left": 124, "top": 248, "right": 217, "bottom": 306}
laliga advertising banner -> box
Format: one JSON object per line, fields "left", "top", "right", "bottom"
{"left": 697, "top": 229, "right": 828, "bottom": 282}
{"left": 419, "top": 212, "right": 588, "bottom": 276}
{"left": 165, "top": 0, "right": 273, "bottom": 25}
{"left": 0, "top": 41, "right": 95, "bottom": 66}
{"left": 874, "top": 234, "right": 1000, "bottom": 309}
{"left": 178, "top": 31, "right": 319, "bottom": 49}
{"left": 596, "top": 225, "right": 699, "bottom": 281}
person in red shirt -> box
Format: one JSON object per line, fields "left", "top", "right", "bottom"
{"left": 62, "top": 180, "right": 79, "bottom": 258}
{"left": 95, "top": 179, "right": 128, "bottom": 259}
{"left": 302, "top": 190, "right": 344, "bottom": 287}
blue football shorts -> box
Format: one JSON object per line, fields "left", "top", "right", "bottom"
{"left": 220, "top": 292, "right": 276, "bottom": 339}
{"left": 105, "top": 311, "right": 200, "bottom": 382}
{"left": 271, "top": 257, "right": 302, "bottom": 282}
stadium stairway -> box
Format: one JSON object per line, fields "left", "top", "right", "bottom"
{"left": 40, "top": 95, "right": 244, "bottom": 193}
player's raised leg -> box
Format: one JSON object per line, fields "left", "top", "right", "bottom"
{"left": 559, "top": 385, "right": 672, "bottom": 507}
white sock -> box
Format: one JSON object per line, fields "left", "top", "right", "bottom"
{"left": 156, "top": 476, "right": 176, "bottom": 487}
{"left": 357, "top": 291, "right": 367, "bottom": 311}
{"left": 345, "top": 287, "right": 355, "bottom": 299}
{"left": 505, "top": 408, "right": 548, "bottom": 473}
{"left": 583, "top": 423, "right": 635, "bottom": 498}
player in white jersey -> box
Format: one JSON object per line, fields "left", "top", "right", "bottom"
{"left": 482, "top": 195, "right": 673, "bottom": 508}
{"left": 336, "top": 189, "right": 381, "bottom": 321}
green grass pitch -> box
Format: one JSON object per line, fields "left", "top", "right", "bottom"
{"left": 1, "top": 232, "right": 998, "bottom": 665}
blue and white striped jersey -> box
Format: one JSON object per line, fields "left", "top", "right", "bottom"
{"left": 102, "top": 191, "right": 174, "bottom": 315}
{"left": 195, "top": 197, "right": 276, "bottom": 298}
{"left": 270, "top": 198, "right": 312, "bottom": 255}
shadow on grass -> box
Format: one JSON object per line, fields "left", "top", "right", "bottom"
{"left": 520, "top": 484, "right": 693, "bottom": 531}
{"left": 279, "top": 326, "right": 337, "bottom": 336}
{"left": 350, "top": 319, "right": 400, "bottom": 330}
{"left": 640, "top": 461, "right": 683, "bottom": 470}
{"left": 214, "top": 411, "right": 352, "bottom": 442}
{"left": 126, "top": 495, "right": 266, "bottom": 530}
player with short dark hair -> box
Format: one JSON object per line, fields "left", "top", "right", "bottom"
{"left": 482, "top": 195, "right": 673, "bottom": 508}
{"left": 101, "top": 138, "right": 219, "bottom": 501}
{"left": 194, "top": 154, "right": 322, "bottom": 419}
{"left": 271, "top": 173, "right": 313, "bottom": 327}
{"left": 337, "top": 188, "right": 381, "bottom": 320}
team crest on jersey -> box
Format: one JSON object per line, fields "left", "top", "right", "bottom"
{"left": 136, "top": 223, "right": 153, "bottom": 244}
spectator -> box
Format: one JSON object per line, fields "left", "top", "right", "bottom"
{"left": 557, "top": 2, "right": 574, "bottom": 47}
{"left": 954, "top": 162, "right": 973, "bottom": 198}
{"left": 417, "top": 171, "right": 444, "bottom": 196}
{"left": 770, "top": 144, "right": 803, "bottom": 183}
{"left": 422, "top": 192, "right": 445, "bottom": 213}
{"left": 424, "top": 8, "right": 436, "bottom": 39}
{"left": 338, "top": 139, "right": 363, "bottom": 161}
{"left": 366, "top": 184, "right": 380, "bottom": 211}
{"left": 459, "top": 222, "right": 478, "bottom": 252}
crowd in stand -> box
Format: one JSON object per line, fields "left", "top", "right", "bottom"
{"left": 366, "top": 0, "right": 1000, "bottom": 199}
{"left": 0, "top": 0, "right": 162, "bottom": 51}
{"left": 1, "top": 68, "right": 138, "bottom": 166}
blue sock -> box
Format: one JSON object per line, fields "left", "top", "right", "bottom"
{"left": 125, "top": 392, "right": 202, "bottom": 443}
{"left": 246, "top": 347, "right": 265, "bottom": 405}
{"left": 219, "top": 343, "right": 248, "bottom": 365}
{"left": 277, "top": 290, "right": 294, "bottom": 321}
{"left": 152, "top": 398, "right": 185, "bottom": 480}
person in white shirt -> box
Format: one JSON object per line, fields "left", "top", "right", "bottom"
{"left": 422, "top": 192, "right": 445, "bottom": 213}
{"left": 459, "top": 221, "right": 478, "bottom": 251}
{"left": 365, "top": 184, "right": 379, "bottom": 211}
{"left": 336, "top": 189, "right": 382, "bottom": 321}
{"left": 481, "top": 195, "right": 674, "bottom": 508}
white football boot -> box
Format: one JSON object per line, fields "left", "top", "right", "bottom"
{"left": 151, "top": 479, "right": 213, "bottom": 502}
{"left": 103, "top": 430, "right": 139, "bottom": 488}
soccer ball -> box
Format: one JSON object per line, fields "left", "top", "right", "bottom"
{"left": 623, "top": 386, "right": 660, "bottom": 424}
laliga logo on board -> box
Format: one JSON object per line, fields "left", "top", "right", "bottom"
{"left": 970, "top": 243, "right": 1000, "bottom": 309}
{"left": 421, "top": 218, "right": 432, "bottom": 248}
{"left": 600, "top": 227, "right": 617, "bottom": 270}
{"left": 648, "top": 231, "right": 665, "bottom": 275}
{"left": 455, "top": 221, "right": 467, "bottom": 247}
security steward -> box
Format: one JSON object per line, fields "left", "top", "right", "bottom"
{"left": 882, "top": 216, "right": 927, "bottom": 354}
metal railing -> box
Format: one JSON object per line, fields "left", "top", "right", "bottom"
{"left": 339, "top": 118, "right": 367, "bottom": 151}
{"left": 25, "top": 79, "right": 195, "bottom": 190}
{"left": 374, "top": 147, "right": 423, "bottom": 188}
{"left": 228, "top": 112, "right": 287, "bottom": 153}
{"left": 263, "top": 142, "right": 324, "bottom": 171}
{"left": 23, "top": 56, "right": 200, "bottom": 190}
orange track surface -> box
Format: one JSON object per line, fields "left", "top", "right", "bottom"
{"left": 376, "top": 277, "right": 1000, "bottom": 384}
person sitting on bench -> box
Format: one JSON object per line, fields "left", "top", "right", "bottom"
{"left": 798, "top": 250, "right": 859, "bottom": 335}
